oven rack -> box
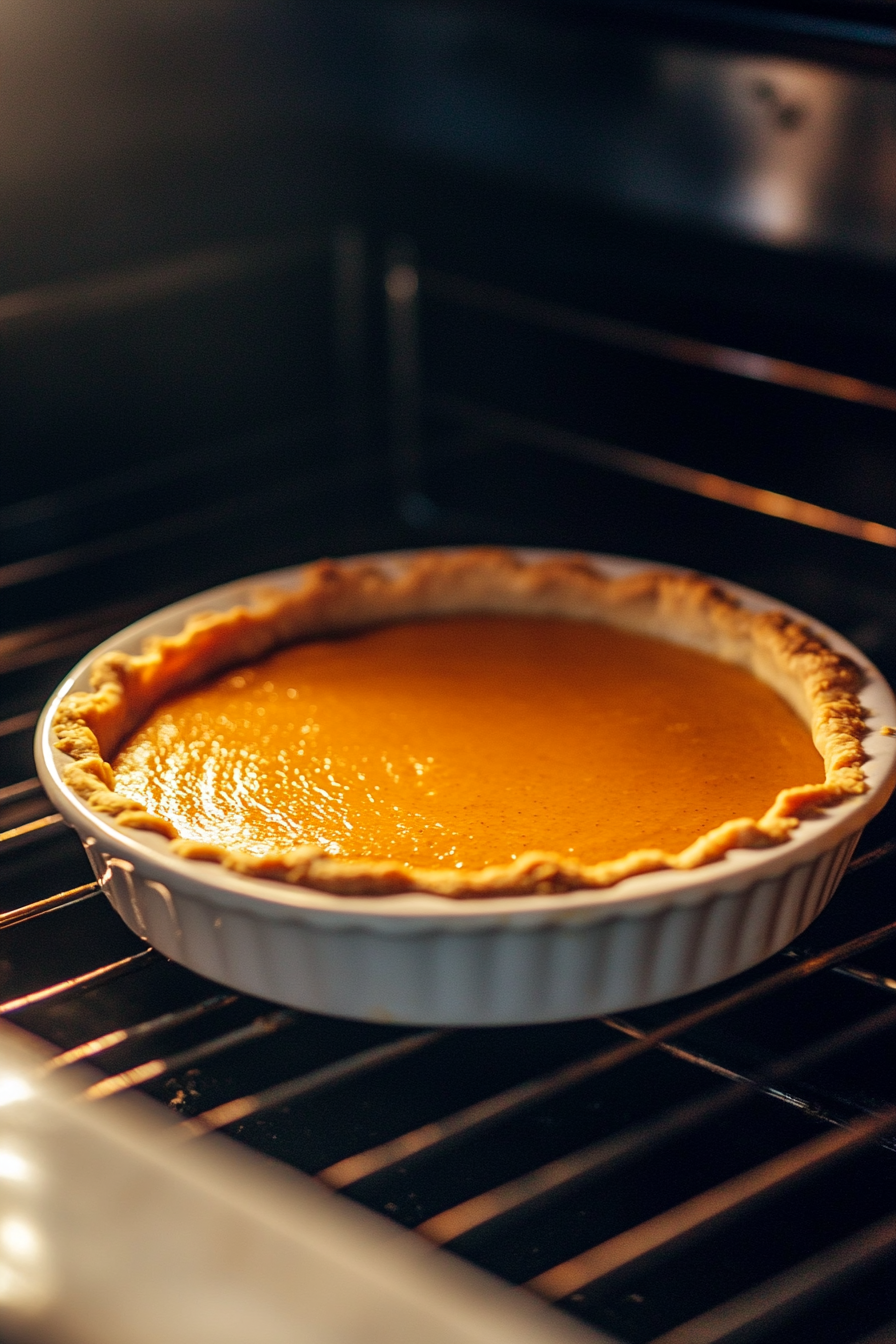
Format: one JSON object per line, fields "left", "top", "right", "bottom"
{"left": 3, "top": 229, "right": 893, "bottom": 684}
{"left": 2, "top": 226, "right": 895, "bottom": 1342}
{"left": 1, "top": 736, "right": 895, "bottom": 1343}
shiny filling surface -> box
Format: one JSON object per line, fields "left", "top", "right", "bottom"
{"left": 112, "top": 616, "right": 824, "bottom": 868}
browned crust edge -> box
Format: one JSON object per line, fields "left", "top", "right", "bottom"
{"left": 51, "top": 547, "right": 867, "bottom": 897}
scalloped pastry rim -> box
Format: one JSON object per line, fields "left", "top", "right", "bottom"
{"left": 51, "top": 547, "right": 868, "bottom": 898}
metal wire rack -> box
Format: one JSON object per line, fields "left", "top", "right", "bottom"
{"left": 2, "top": 229, "right": 895, "bottom": 1344}
{"left": 1, "top": 786, "right": 895, "bottom": 1342}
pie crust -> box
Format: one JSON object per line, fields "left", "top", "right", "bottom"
{"left": 52, "top": 548, "right": 867, "bottom": 898}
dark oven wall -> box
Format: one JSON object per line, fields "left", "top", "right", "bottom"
{"left": 1, "top": 0, "right": 894, "bottom": 695}
{"left": 288, "top": 0, "right": 896, "bottom": 682}
{"left": 2, "top": 7, "right": 896, "bottom": 1344}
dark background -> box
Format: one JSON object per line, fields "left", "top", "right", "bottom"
{"left": 1, "top": 0, "right": 894, "bottom": 716}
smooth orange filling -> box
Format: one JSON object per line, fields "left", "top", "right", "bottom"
{"left": 112, "top": 615, "right": 824, "bottom": 868}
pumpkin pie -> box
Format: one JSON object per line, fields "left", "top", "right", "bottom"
{"left": 52, "top": 548, "right": 867, "bottom": 897}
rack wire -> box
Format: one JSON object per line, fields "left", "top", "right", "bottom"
{"left": 1, "top": 782, "right": 895, "bottom": 1342}
{"left": 1, "top": 228, "right": 895, "bottom": 1343}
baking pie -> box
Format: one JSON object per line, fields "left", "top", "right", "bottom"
{"left": 52, "top": 548, "right": 867, "bottom": 897}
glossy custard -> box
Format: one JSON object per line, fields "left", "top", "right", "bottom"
{"left": 112, "top": 615, "right": 824, "bottom": 868}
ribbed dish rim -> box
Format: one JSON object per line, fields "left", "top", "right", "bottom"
{"left": 35, "top": 549, "right": 896, "bottom": 933}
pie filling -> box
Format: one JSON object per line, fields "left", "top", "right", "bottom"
{"left": 52, "top": 549, "right": 868, "bottom": 896}
{"left": 111, "top": 614, "right": 824, "bottom": 871}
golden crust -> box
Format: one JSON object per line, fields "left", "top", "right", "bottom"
{"left": 52, "top": 548, "right": 868, "bottom": 898}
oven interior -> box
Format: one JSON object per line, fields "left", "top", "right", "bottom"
{"left": 1, "top": 3, "right": 895, "bottom": 1341}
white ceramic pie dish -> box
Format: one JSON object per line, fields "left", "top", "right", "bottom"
{"left": 35, "top": 549, "right": 896, "bottom": 1026}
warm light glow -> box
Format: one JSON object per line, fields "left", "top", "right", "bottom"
{"left": 385, "top": 263, "right": 419, "bottom": 303}
{"left": 0, "top": 1218, "right": 40, "bottom": 1263}
{"left": 0, "top": 1149, "right": 32, "bottom": 1184}
{"left": 0, "top": 1076, "right": 32, "bottom": 1109}
{"left": 0, "top": 1215, "right": 52, "bottom": 1312}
